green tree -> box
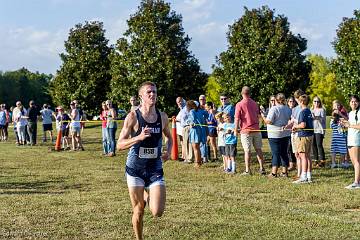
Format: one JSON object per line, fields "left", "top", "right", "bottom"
{"left": 213, "top": 6, "right": 310, "bottom": 105}
{"left": 205, "top": 75, "right": 221, "bottom": 107}
{"left": 333, "top": 9, "right": 360, "bottom": 99}
{"left": 307, "top": 54, "right": 345, "bottom": 110}
{"left": 109, "top": 0, "right": 207, "bottom": 114}
{"left": 50, "top": 21, "right": 112, "bottom": 116}
{"left": 0, "top": 68, "right": 52, "bottom": 107}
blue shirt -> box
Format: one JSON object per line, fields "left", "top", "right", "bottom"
{"left": 217, "top": 104, "right": 235, "bottom": 121}
{"left": 223, "top": 123, "right": 237, "bottom": 145}
{"left": 297, "top": 108, "right": 314, "bottom": 137}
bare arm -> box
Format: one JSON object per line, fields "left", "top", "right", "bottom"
{"left": 161, "top": 112, "right": 172, "bottom": 161}
{"left": 116, "top": 112, "right": 151, "bottom": 151}
{"left": 234, "top": 117, "right": 240, "bottom": 136}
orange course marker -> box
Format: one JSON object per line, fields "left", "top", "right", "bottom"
{"left": 171, "top": 117, "right": 178, "bottom": 160}
{"left": 54, "top": 130, "right": 62, "bottom": 151}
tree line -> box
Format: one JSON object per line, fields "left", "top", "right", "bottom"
{"left": 0, "top": 68, "right": 52, "bottom": 108}
{"left": 3, "top": 1, "right": 360, "bottom": 115}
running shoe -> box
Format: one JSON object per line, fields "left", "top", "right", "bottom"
{"left": 330, "top": 163, "right": 338, "bottom": 169}
{"left": 292, "top": 178, "right": 309, "bottom": 184}
{"left": 345, "top": 182, "right": 360, "bottom": 190}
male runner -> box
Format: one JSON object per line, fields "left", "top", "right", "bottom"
{"left": 117, "top": 81, "right": 172, "bottom": 240}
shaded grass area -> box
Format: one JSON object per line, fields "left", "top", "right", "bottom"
{"left": 0, "top": 122, "right": 359, "bottom": 239}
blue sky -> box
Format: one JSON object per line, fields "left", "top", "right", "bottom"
{"left": 0, "top": 0, "right": 358, "bottom": 74}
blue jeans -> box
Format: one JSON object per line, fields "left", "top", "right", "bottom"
{"left": 107, "top": 127, "right": 117, "bottom": 153}
{"left": 268, "top": 137, "right": 290, "bottom": 167}
{"left": 102, "top": 127, "right": 108, "bottom": 154}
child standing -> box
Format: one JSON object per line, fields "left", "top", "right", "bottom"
{"left": 330, "top": 100, "right": 349, "bottom": 168}
{"left": 223, "top": 113, "right": 237, "bottom": 173}
{"left": 215, "top": 112, "right": 226, "bottom": 171}
{"left": 292, "top": 95, "right": 314, "bottom": 183}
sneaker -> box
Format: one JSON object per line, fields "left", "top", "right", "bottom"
{"left": 341, "top": 162, "right": 351, "bottom": 169}
{"left": 259, "top": 168, "right": 266, "bottom": 175}
{"left": 183, "top": 159, "right": 192, "bottom": 164}
{"left": 292, "top": 178, "right": 309, "bottom": 184}
{"left": 345, "top": 182, "right": 360, "bottom": 190}
{"left": 240, "top": 171, "right": 251, "bottom": 176}
{"left": 331, "top": 163, "right": 338, "bottom": 169}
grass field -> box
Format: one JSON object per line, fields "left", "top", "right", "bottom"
{"left": 1, "top": 122, "right": 360, "bottom": 239}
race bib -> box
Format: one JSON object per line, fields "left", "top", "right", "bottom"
{"left": 139, "top": 147, "right": 158, "bottom": 159}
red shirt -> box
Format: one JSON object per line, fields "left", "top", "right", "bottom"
{"left": 100, "top": 110, "right": 107, "bottom": 128}
{"left": 235, "top": 98, "right": 260, "bottom": 133}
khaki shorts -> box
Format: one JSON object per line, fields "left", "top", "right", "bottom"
{"left": 240, "top": 132, "right": 262, "bottom": 152}
{"left": 291, "top": 133, "right": 299, "bottom": 153}
{"left": 297, "top": 136, "right": 313, "bottom": 153}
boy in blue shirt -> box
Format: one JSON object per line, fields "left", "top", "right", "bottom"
{"left": 292, "top": 95, "right": 314, "bottom": 183}
{"left": 223, "top": 113, "right": 237, "bottom": 173}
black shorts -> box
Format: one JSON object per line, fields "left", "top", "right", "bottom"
{"left": 61, "top": 128, "right": 69, "bottom": 137}
{"left": 0, "top": 125, "right": 4, "bottom": 129}
{"left": 225, "top": 144, "right": 237, "bottom": 157}
{"left": 208, "top": 128, "right": 218, "bottom": 137}
{"left": 218, "top": 146, "right": 226, "bottom": 156}
{"left": 43, "top": 124, "right": 53, "bottom": 131}
{"left": 125, "top": 166, "right": 164, "bottom": 188}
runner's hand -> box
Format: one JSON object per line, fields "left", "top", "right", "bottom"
{"left": 138, "top": 125, "right": 151, "bottom": 141}
{"left": 161, "top": 151, "right": 169, "bottom": 162}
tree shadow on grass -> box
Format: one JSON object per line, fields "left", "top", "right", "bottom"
{"left": 0, "top": 180, "right": 89, "bottom": 195}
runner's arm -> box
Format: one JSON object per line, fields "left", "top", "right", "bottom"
{"left": 161, "top": 112, "right": 172, "bottom": 161}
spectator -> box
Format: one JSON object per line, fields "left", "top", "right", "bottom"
{"left": 0, "top": 104, "right": 6, "bottom": 141}
{"left": 234, "top": 86, "right": 266, "bottom": 175}
{"left": 289, "top": 90, "right": 305, "bottom": 179}
{"left": 55, "top": 106, "right": 71, "bottom": 150}
{"left": 69, "top": 101, "right": 84, "bottom": 151}
{"left": 106, "top": 100, "right": 117, "bottom": 157}
{"left": 186, "top": 100, "right": 207, "bottom": 168}
{"left": 330, "top": 100, "right": 348, "bottom": 168}
{"left": 292, "top": 94, "right": 314, "bottom": 184}
{"left": 217, "top": 93, "right": 235, "bottom": 122}
{"left": 287, "top": 96, "right": 297, "bottom": 171}
{"left": 12, "top": 101, "right": 22, "bottom": 145}
{"left": 100, "top": 102, "right": 109, "bottom": 155}
{"left": 27, "top": 100, "right": 40, "bottom": 145}
{"left": 261, "top": 93, "right": 292, "bottom": 178}
{"left": 198, "top": 95, "right": 206, "bottom": 110}
{"left": 311, "top": 96, "right": 326, "bottom": 168}
{"left": 215, "top": 112, "right": 226, "bottom": 171}
{"left": 2, "top": 104, "right": 9, "bottom": 141}
{"left": 176, "top": 97, "right": 186, "bottom": 160}
{"left": 260, "top": 95, "right": 276, "bottom": 117}
{"left": 206, "top": 101, "right": 218, "bottom": 160}
{"left": 198, "top": 95, "right": 209, "bottom": 162}
{"left": 181, "top": 100, "right": 193, "bottom": 163}
{"left": 223, "top": 113, "right": 237, "bottom": 173}
{"left": 40, "top": 104, "right": 55, "bottom": 143}
{"left": 342, "top": 95, "right": 360, "bottom": 189}
{"left": 130, "top": 96, "right": 139, "bottom": 111}
{"left": 16, "top": 104, "right": 28, "bottom": 146}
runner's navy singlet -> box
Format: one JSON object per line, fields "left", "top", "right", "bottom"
{"left": 126, "top": 109, "right": 163, "bottom": 175}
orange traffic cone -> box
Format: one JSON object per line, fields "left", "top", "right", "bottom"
{"left": 54, "top": 130, "right": 62, "bottom": 151}
{"left": 171, "top": 117, "right": 178, "bottom": 160}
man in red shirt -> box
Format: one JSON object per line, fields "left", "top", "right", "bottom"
{"left": 234, "top": 86, "right": 266, "bottom": 175}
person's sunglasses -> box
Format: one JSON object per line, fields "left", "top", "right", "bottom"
{"left": 220, "top": 98, "right": 227, "bottom": 100}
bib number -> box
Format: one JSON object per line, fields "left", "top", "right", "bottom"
{"left": 139, "top": 147, "right": 158, "bottom": 159}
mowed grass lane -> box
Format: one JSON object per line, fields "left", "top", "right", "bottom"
{"left": 0, "top": 122, "right": 359, "bottom": 239}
